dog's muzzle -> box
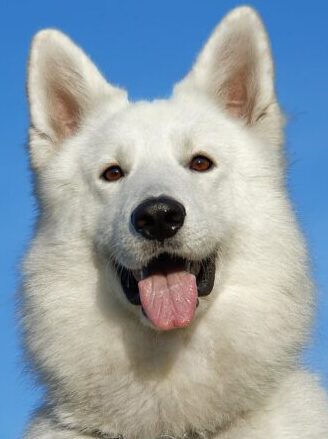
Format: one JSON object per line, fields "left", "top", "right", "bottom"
{"left": 111, "top": 196, "right": 217, "bottom": 331}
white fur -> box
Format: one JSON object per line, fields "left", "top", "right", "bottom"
{"left": 22, "top": 6, "right": 328, "bottom": 439}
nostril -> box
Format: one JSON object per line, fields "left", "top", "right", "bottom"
{"left": 135, "top": 214, "right": 154, "bottom": 231}
{"left": 165, "top": 210, "right": 184, "bottom": 226}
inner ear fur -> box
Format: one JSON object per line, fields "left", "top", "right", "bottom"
{"left": 175, "top": 7, "right": 278, "bottom": 126}
{"left": 27, "top": 29, "right": 128, "bottom": 168}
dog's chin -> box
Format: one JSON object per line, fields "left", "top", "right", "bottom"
{"left": 112, "top": 251, "right": 217, "bottom": 331}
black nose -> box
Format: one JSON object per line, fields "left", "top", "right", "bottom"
{"left": 131, "top": 196, "right": 186, "bottom": 241}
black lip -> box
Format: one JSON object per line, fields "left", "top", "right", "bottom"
{"left": 114, "top": 252, "right": 216, "bottom": 306}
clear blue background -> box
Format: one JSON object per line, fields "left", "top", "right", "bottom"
{"left": 0, "top": 1, "right": 327, "bottom": 438}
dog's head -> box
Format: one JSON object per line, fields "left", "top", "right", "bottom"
{"left": 27, "top": 8, "right": 290, "bottom": 332}
{"left": 25, "top": 9, "right": 314, "bottom": 434}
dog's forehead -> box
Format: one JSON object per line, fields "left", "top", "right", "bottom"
{"left": 104, "top": 99, "right": 197, "bottom": 135}
{"left": 93, "top": 96, "right": 237, "bottom": 152}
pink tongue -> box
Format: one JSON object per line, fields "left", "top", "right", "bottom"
{"left": 138, "top": 271, "right": 197, "bottom": 330}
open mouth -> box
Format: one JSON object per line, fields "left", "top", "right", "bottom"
{"left": 114, "top": 252, "right": 216, "bottom": 331}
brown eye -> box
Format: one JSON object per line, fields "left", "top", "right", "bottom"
{"left": 189, "top": 155, "right": 213, "bottom": 172}
{"left": 102, "top": 165, "right": 124, "bottom": 182}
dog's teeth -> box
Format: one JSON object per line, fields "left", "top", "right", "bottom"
{"left": 186, "top": 260, "right": 201, "bottom": 276}
{"left": 191, "top": 262, "right": 201, "bottom": 276}
{"left": 132, "top": 270, "right": 143, "bottom": 281}
{"left": 132, "top": 268, "right": 148, "bottom": 281}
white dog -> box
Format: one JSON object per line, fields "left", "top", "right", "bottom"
{"left": 23, "top": 6, "right": 328, "bottom": 439}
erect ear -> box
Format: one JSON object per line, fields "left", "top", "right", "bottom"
{"left": 27, "top": 29, "right": 128, "bottom": 169}
{"left": 175, "top": 7, "right": 283, "bottom": 136}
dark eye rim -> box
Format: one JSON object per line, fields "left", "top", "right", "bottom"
{"left": 101, "top": 164, "right": 125, "bottom": 182}
{"left": 189, "top": 154, "right": 215, "bottom": 172}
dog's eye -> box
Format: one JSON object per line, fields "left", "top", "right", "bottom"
{"left": 101, "top": 165, "right": 124, "bottom": 182}
{"left": 189, "top": 155, "right": 213, "bottom": 172}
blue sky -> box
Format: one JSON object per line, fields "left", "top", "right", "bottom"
{"left": 0, "top": 1, "right": 327, "bottom": 438}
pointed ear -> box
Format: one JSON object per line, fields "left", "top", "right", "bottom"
{"left": 175, "top": 7, "right": 283, "bottom": 136}
{"left": 27, "top": 29, "right": 128, "bottom": 169}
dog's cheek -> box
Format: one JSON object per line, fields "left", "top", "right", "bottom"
{"left": 94, "top": 196, "right": 133, "bottom": 266}
{"left": 184, "top": 184, "right": 233, "bottom": 254}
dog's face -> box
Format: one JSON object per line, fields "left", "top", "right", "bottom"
{"left": 81, "top": 99, "right": 239, "bottom": 330}
{"left": 27, "top": 7, "right": 284, "bottom": 331}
